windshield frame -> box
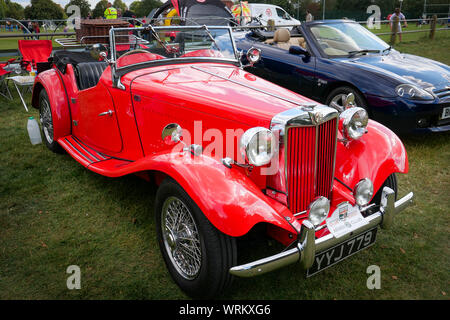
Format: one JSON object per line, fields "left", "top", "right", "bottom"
{"left": 306, "top": 20, "right": 391, "bottom": 59}
{"left": 108, "top": 25, "right": 240, "bottom": 88}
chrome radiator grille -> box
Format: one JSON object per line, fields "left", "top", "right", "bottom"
{"left": 286, "top": 118, "right": 338, "bottom": 214}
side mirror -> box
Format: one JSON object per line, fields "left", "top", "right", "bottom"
{"left": 99, "top": 51, "right": 113, "bottom": 64}
{"left": 246, "top": 47, "right": 261, "bottom": 66}
{"left": 289, "top": 45, "right": 310, "bottom": 57}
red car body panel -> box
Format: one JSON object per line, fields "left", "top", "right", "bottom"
{"left": 32, "top": 53, "right": 409, "bottom": 242}
{"left": 75, "top": 82, "right": 123, "bottom": 153}
{"left": 32, "top": 69, "right": 71, "bottom": 140}
{"left": 334, "top": 119, "right": 409, "bottom": 200}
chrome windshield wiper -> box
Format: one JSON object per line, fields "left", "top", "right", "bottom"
{"left": 382, "top": 46, "right": 392, "bottom": 55}
{"left": 347, "top": 49, "right": 380, "bottom": 57}
{"left": 145, "top": 24, "right": 169, "bottom": 52}
{"left": 201, "top": 25, "right": 220, "bottom": 52}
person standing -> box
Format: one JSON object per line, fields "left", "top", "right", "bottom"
{"left": 33, "top": 22, "right": 40, "bottom": 40}
{"left": 305, "top": 10, "right": 313, "bottom": 22}
{"left": 104, "top": 2, "right": 118, "bottom": 19}
{"left": 389, "top": 7, "right": 407, "bottom": 42}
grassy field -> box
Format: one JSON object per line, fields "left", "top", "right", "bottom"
{"left": 0, "top": 31, "right": 449, "bottom": 300}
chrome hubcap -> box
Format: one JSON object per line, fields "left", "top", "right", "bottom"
{"left": 40, "top": 99, "right": 53, "bottom": 144}
{"left": 161, "top": 196, "right": 202, "bottom": 280}
{"left": 330, "top": 94, "right": 358, "bottom": 113}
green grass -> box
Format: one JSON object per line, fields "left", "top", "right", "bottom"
{"left": 371, "top": 24, "right": 450, "bottom": 64}
{"left": 0, "top": 29, "right": 69, "bottom": 61}
{"left": 0, "top": 33, "right": 449, "bottom": 300}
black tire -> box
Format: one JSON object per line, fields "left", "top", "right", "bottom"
{"left": 326, "top": 86, "right": 368, "bottom": 113}
{"left": 155, "top": 178, "right": 237, "bottom": 299}
{"left": 371, "top": 173, "right": 398, "bottom": 206}
{"left": 39, "top": 89, "right": 63, "bottom": 153}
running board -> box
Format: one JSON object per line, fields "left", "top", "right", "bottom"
{"left": 58, "top": 136, "right": 134, "bottom": 176}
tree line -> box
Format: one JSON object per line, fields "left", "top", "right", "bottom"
{"left": 1, "top": 0, "right": 449, "bottom": 21}
{"left": 0, "top": 0, "right": 163, "bottom": 20}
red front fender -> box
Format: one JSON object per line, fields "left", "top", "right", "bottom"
{"left": 89, "top": 151, "right": 298, "bottom": 237}
{"left": 335, "top": 120, "right": 409, "bottom": 197}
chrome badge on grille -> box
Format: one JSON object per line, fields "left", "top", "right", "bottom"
{"left": 309, "top": 111, "right": 324, "bottom": 126}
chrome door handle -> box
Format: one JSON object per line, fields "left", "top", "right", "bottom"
{"left": 98, "top": 110, "right": 114, "bottom": 117}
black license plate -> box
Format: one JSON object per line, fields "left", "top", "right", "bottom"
{"left": 306, "top": 228, "right": 378, "bottom": 277}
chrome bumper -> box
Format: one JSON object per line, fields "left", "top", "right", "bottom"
{"left": 229, "top": 187, "right": 414, "bottom": 278}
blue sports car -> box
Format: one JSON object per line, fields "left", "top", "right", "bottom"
{"left": 234, "top": 20, "right": 450, "bottom": 133}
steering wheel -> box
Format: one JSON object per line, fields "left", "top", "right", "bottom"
{"left": 120, "top": 49, "right": 149, "bottom": 57}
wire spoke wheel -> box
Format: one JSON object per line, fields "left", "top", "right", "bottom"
{"left": 161, "top": 196, "right": 202, "bottom": 280}
{"left": 156, "top": 179, "right": 237, "bottom": 298}
{"left": 39, "top": 98, "right": 54, "bottom": 144}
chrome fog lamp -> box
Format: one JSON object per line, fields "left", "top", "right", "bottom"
{"left": 340, "top": 107, "right": 369, "bottom": 140}
{"left": 353, "top": 178, "right": 374, "bottom": 207}
{"left": 239, "top": 127, "right": 277, "bottom": 166}
{"left": 307, "top": 196, "right": 330, "bottom": 227}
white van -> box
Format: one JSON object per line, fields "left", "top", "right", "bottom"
{"left": 247, "top": 3, "right": 301, "bottom": 29}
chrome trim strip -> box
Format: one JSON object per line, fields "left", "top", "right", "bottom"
{"left": 64, "top": 138, "right": 94, "bottom": 163}
{"left": 71, "top": 137, "right": 100, "bottom": 162}
{"left": 330, "top": 118, "right": 339, "bottom": 193}
{"left": 270, "top": 105, "right": 339, "bottom": 134}
{"left": 293, "top": 210, "right": 307, "bottom": 217}
{"left": 314, "top": 124, "right": 319, "bottom": 196}
{"left": 229, "top": 188, "right": 414, "bottom": 277}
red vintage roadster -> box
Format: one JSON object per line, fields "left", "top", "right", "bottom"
{"left": 32, "top": 25, "right": 414, "bottom": 298}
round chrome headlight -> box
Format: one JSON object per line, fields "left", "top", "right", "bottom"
{"left": 353, "top": 178, "right": 374, "bottom": 207}
{"left": 239, "top": 127, "right": 277, "bottom": 166}
{"left": 308, "top": 196, "right": 330, "bottom": 227}
{"left": 340, "top": 107, "right": 369, "bottom": 140}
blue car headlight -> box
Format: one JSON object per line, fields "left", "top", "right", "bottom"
{"left": 395, "top": 84, "right": 434, "bottom": 100}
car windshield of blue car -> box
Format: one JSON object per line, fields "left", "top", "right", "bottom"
{"left": 310, "top": 22, "right": 390, "bottom": 57}
{"left": 112, "top": 26, "right": 238, "bottom": 68}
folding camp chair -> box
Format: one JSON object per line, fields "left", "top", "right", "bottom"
{"left": 0, "top": 62, "right": 12, "bottom": 100}
{"left": 0, "top": 59, "right": 19, "bottom": 100}
{"left": 18, "top": 40, "right": 53, "bottom": 72}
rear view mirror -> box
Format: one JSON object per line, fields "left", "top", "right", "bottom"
{"left": 289, "top": 45, "right": 310, "bottom": 57}
{"left": 90, "top": 43, "right": 108, "bottom": 60}
{"left": 246, "top": 47, "right": 261, "bottom": 66}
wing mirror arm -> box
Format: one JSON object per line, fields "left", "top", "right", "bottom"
{"left": 100, "top": 52, "right": 124, "bottom": 90}
{"left": 241, "top": 47, "right": 262, "bottom": 68}
{"left": 289, "top": 45, "right": 310, "bottom": 57}
{"left": 99, "top": 51, "right": 112, "bottom": 64}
